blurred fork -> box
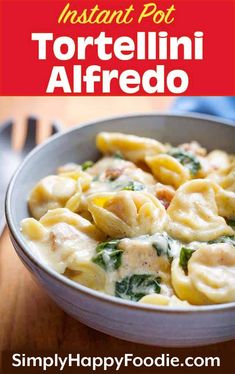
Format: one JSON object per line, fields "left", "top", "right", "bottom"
{"left": 0, "top": 117, "right": 61, "bottom": 236}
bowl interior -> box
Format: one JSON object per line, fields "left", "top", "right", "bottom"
{"left": 7, "top": 113, "right": 235, "bottom": 233}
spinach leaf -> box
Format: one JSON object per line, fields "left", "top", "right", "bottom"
{"left": 209, "top": 235, "right": 235, "bottom": 246}
{"left": 168, "top": 149, "right": 201, "bottom": 176}
{"left": 81, "top": 160, "right": 94, "bottom": 171}
{"left": 179, "top": 247, "right": 195, "bottom": 273}
{"left": 115, "top": 274, "right": 161, "bottom": 301}
{"left": 152, "top": 233, "right": 175, "bottom": 262}
{"left": 122, "top": 181, "right": 144, "bottom": 191}
{"left": 113, "top": 151, "right": 125, "bottom": 160}
{"left": 92, "top": 240, "right": 123, "bottom": 271}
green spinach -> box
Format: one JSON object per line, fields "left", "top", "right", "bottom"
{"left": 115, "top": 274, "right": 161, "bottom": 301}
{"left": 152, "top": 233, "right": 175, "bottom": 262}
{"left": 92, "top": 240, "right": 123, "bottom": 271}
{"left": 209, "top": 235, "right": 235, "bottom": 246}
{"left": 81, "top": 160, "right": 94, "bottom": 171}
{"left": 179, "top": 247, "right": 195, "bottom": 273}
{"left": 168, "top": 149, "right": 201, "bottom": 176}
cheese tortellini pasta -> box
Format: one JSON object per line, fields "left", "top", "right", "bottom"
{"left": 139, "top": 294, "right": 190, "bottom": 307}
{"left": 21, "top": 132, "right": 235, "bottom": 308}
{"left": 28, "top": 175, "right": 78, "bottom": 219}
{"left": 188, "top": 243, "right": 235, "bottom": 303}
{"left": 166, "top": 179, "right": 233, "bottom": 242}
{"left": 145, "top": 154, "right": 191, "bottom": 189}
{"left": 220, "top": 161, "right": 235, "bottom": 192}
{"left": 87, "top": 190, "right": 166, "bottom": 238}
{"left": 171, "top": 256, "right": 211, "bottom": 305}
{"left": 97, "top": 132, "right": 166, "bottom": 163}
{"left": 172, "top": 243, "right": 235, "bottom": 304}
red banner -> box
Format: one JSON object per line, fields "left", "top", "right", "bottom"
{"left": 0, "top": 0, "right": 235, "bottom": 95}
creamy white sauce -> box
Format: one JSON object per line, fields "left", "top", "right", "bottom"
{"left": 25, "top": 222, "right": 97, "bottom": 274}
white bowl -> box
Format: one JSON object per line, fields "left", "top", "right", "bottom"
{"left": 6, "top": 113, "right": 235, "bottom": 347}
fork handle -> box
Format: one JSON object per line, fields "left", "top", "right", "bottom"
{"left": 0, "top": 119, "right": 62, "bottom": 238}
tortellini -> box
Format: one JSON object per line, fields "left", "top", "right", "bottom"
{"left": 21, "top": 217, "right": 47, "bottom": 241}
{"left": 21, "top": 132, "right": 235, "bottom": 307}
{"left": 207, "top": 150, "right": 231, "bottom": 173}
{"left": 145, "top": 154, "right": 190, "bottom": 189}
{"left": 28, "top": 170, "right": 93, "bottom": 220}
{"left": 139, "top": 294, "right": 191, "bottom": 307}
{"left": 214, "top": 184, "right": 235, "bottom": 219}
{"left": 172, "top": 244, "right": 235, "bottom": 304}
{"left": 21, "top": 208, "right": 105, "bottom": 276}
{"left": 65, "top": 262, "right": 107, "bottom": 291}
{"left": 87, "top": 191, "right": 166, "bottom": 238}
{"left": 188, "top": 244, "right": 235, "bottom": 303}
{"left": 166, "top": 179, "right": 233, "bottom": 242}
{"left": 220, "top": 161, "right": 235, "bottom": 192}
{"left": 28, "top": 175, "right": 78, "bottom": 219}
{"left": 97, "top": 132, "right": 166, "bottom": 163}
{"left": 39, "top": 208, "right": 104, "bottom": 241}
{"left": 58, "top": 169, "right": 92, "bottom": 191}
{"left": 171, "top": 257, "right": 211, "bottom": 305}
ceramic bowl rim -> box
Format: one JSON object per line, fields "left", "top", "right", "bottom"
{"left": 5, "top": 111, "right": 235, "bottom": 314}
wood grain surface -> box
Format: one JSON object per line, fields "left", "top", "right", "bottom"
{"left": 0, "top": 97, "right": 234, "bottom": 373}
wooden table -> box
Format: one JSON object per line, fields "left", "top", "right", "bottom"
{"left": 0, "top": 97, "right": 234, "bottom": 373}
